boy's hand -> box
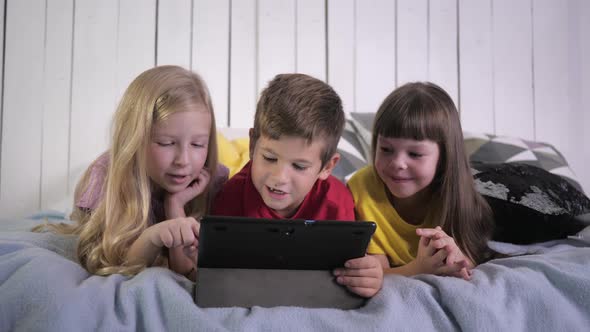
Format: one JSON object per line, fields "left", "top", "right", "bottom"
{"left": 333, "top": 255, "right": 383, "bottom": 298}
{"left": 165, "top": 168, "right": 211, "bottom": 217}
{"left": 415, "top": 227, "right": 473, "bottom": 280}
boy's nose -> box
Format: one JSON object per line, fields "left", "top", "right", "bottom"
{"left": 271, "top": 164, "right": 289, "bottom": 184}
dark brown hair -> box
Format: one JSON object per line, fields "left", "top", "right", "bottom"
{"left": 372, "top": 82, "right": 495, "bottom": 264}
{"left": 251, "top": 73, "right": 344, "bottom": 167}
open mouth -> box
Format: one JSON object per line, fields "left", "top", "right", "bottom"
{"left": 168, "top": 174, "right": 189, "bottom": 184}
{"left": 267, "top": 186, "right": 287, "bottom": 195}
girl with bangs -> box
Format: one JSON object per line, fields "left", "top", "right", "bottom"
{"left": 35, "top": 65, "right": 227, "bottom": 281}
{"left": 347, "top": 82, "right": 495, "bottom": 279}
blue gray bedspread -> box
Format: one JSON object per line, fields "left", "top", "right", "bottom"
{"left": 1, "top": 217, "right": 589, "bottom": 331}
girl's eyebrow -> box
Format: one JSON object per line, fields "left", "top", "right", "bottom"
{"left": 379, "top": 137, "right": 433, "bottom": 149}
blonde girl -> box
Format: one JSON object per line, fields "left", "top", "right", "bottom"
{"left": 347, "top": 82, "right": 495, "bottom": 279}
{"left": 37, "top": 65, "right": 225, "bottom": 280}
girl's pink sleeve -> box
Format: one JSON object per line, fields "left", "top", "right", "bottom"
{"left": 210, "top": 163, "right": 229, "bottom": 199}
{"left": 76, "top": 152, "right": 109, "bottom": 211}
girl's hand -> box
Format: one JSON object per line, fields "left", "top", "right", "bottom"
{"left": 333, "top": 255, "right": 384, "bottom": 298}
{"left": 416, "top": 227, "right": 474, "bottom": 280}
{"left": 147, "top": 217, "right": 200, "bottom": 249}
{"left": 409, "top": 234, "right": 449, "bottom": 275}
{"left": 126, "top": 217, "right": 199, "bottom": 269}
{"left": 165, "top": 168, "right": 211, "bottom": 218}
{"left": 147, "top": 217, "right": 201, "bottom": 279}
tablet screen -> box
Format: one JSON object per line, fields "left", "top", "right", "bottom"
{"left": 197, "top": 215, "right": 376, "bottom": 270}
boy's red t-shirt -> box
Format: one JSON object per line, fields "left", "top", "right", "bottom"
{"left": 211, "top": 161, "right": 355, "bottom": 220}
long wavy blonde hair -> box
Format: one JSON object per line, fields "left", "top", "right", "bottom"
{"left": 37, "top": 65, "right": 218, "bottom": 276}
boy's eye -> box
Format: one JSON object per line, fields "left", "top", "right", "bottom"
{"left": 263, "top": 155, "right": 277, "bottom": 162}
{"left": 292, "top": 163, "right": 308, "bottom": 171}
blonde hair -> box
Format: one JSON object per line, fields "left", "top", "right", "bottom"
{"left": 36, "top": 66, "right": 218, "bottom": 276}
{"left": 251, "top": 73, "right": 344, "bottom": 167}
{"left": 372, "top": 82, "right": 494, "bottom": 264}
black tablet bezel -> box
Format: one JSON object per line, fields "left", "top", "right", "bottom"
{"left": 197, "top": 215, "right": 376, "bottom": 270}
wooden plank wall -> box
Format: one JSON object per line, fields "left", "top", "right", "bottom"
{"left": 0, "top": 0, "right": 588, "bottom": 218}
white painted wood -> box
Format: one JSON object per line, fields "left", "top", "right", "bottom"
{"left": 579, "top": 0, "right": 590, "bottom": 193}
{"left": 296, "top": 0, "right": 326, "bottom": 81}
{"left": 116, "top": 0, "right": 156, "bottom": 99}
{"left": 493, "top": 0, "right": 534, "bottom": 139}
{"left": 69, "top": 0, "right": 119, "bottom": 195}
{"left": 458, "top": 0, "right": 494, "bottom": 134}
{"left": 257, "top": 0, "right": 296, "bottom": 97}
{"left": 157, "top": 0, "right": 192, "bottom": 68}
{"left": 355, "top": 0, "right": 396, "bottom": 113}
{"left": 0, "top": 0, "right": 4, "bottom": 142}
{"left": 429, "top": 0, "right": 458, "bottom": 107}
{"left": 327, "top": 0, "right": 355, "bottom": 113}
{"left": 397, "top": 0, "right": 428, "bottom": 85}
{"left": 193, "top": 0, "right": 230, "bottom": 127}
{"left": 562, "top": 0, "right": 588, "bottom": 194}
{"left": 0, "top": 0, "right": 588, "bottom": 215}
{"left": 229, "top": 0, "right": 257, "bottom": 127}
{"left": 40, "top": 0, "right": 74, "bottom": 212}
{"left": 0, "top": 0, "right": 45, "bottom": 218}
{"left": 533, "top": 1, "right": 572, "bottom": 157}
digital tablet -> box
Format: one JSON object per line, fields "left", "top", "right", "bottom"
{"left": 194, "top": 216, "right": 377, "bottom": 308}
{"left": 196, "top": 215, "right": 376, "bottom": 270}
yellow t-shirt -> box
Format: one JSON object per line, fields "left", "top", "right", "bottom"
{"left": 347, "top": 165, "right": 429, "bottom": 266}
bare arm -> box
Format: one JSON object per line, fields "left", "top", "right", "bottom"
{"left": 126, "top": 228, "right": 163, "bottom": 266}
{"left": 373, "top": 253, "right": 424, "bottom": 277}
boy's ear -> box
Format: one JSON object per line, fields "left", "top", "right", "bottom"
{"left": 248, "top": 128, "right": 255, "bottom": 159}
{"left": 318, "top": 152, "right": 340, "bottom": 180}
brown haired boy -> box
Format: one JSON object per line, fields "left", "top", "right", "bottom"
{"left": 211, "top": 73, "right": 383, "bottom": 297}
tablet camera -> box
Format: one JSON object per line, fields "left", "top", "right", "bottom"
{"left": 284, "top": 227, "right": 295, "bottom": 236}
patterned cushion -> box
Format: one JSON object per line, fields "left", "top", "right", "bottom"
{"left": 464, "top": 132, "right": 583, "bottom": 192}
{"left": 472, "top": 162, "right": 590, "bottom": 244}
{"left": 332, "top": 119, "right": 369, "bottom": 182}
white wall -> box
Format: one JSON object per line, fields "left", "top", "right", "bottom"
{"left": 0, "top": 0, "right": 588, "bottom": 218}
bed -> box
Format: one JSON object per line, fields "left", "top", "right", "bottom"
{"left": 2, "top": 119, "right": 590, "bottom": 331}
{"left": 1, "top": 216, "right": 589, "bottom": 331}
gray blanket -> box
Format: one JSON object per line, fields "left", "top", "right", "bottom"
{"left": 1, "top": 218, "right": 589, "bottom": 331}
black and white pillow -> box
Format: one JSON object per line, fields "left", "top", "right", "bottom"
{"left": 464, "top": 132, "right": 583, "bottom": 192}
{"left": 472, "top": 162, "right": 590, "bottom": 244}
{"left": 332, "top": 114, "right": 374, "bottom": 182}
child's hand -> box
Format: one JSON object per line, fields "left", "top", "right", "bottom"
{"left": 148, "top": 217, "right": 200, "bottom": 249}
{"left": 127, "top": 217, "right": 200, "bottom": 270}
{"left": 148, "top": 217, "right": 200, "bottom": 279}
{"left": 165, "top": 168, "right": 211, "bottom": 218}
{"left": 416, "top": 226, "right": 473, "bottom": 280}
{"left": 333, "top": 255, "right": 383, "bottom": 298}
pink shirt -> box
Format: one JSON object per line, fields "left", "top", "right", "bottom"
{"left": 76, "top": 152, "right": 229, "bottom": 219}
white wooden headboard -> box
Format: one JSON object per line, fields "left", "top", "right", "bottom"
{"left": 0, "top": 0, "right": 588, "bottom": 218}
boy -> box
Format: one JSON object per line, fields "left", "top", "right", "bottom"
{"left": 212, "top": 73, "right": 352, "bottom": 219}
{"left": 211, "top": 73, "right": 382, "bottom": 297}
